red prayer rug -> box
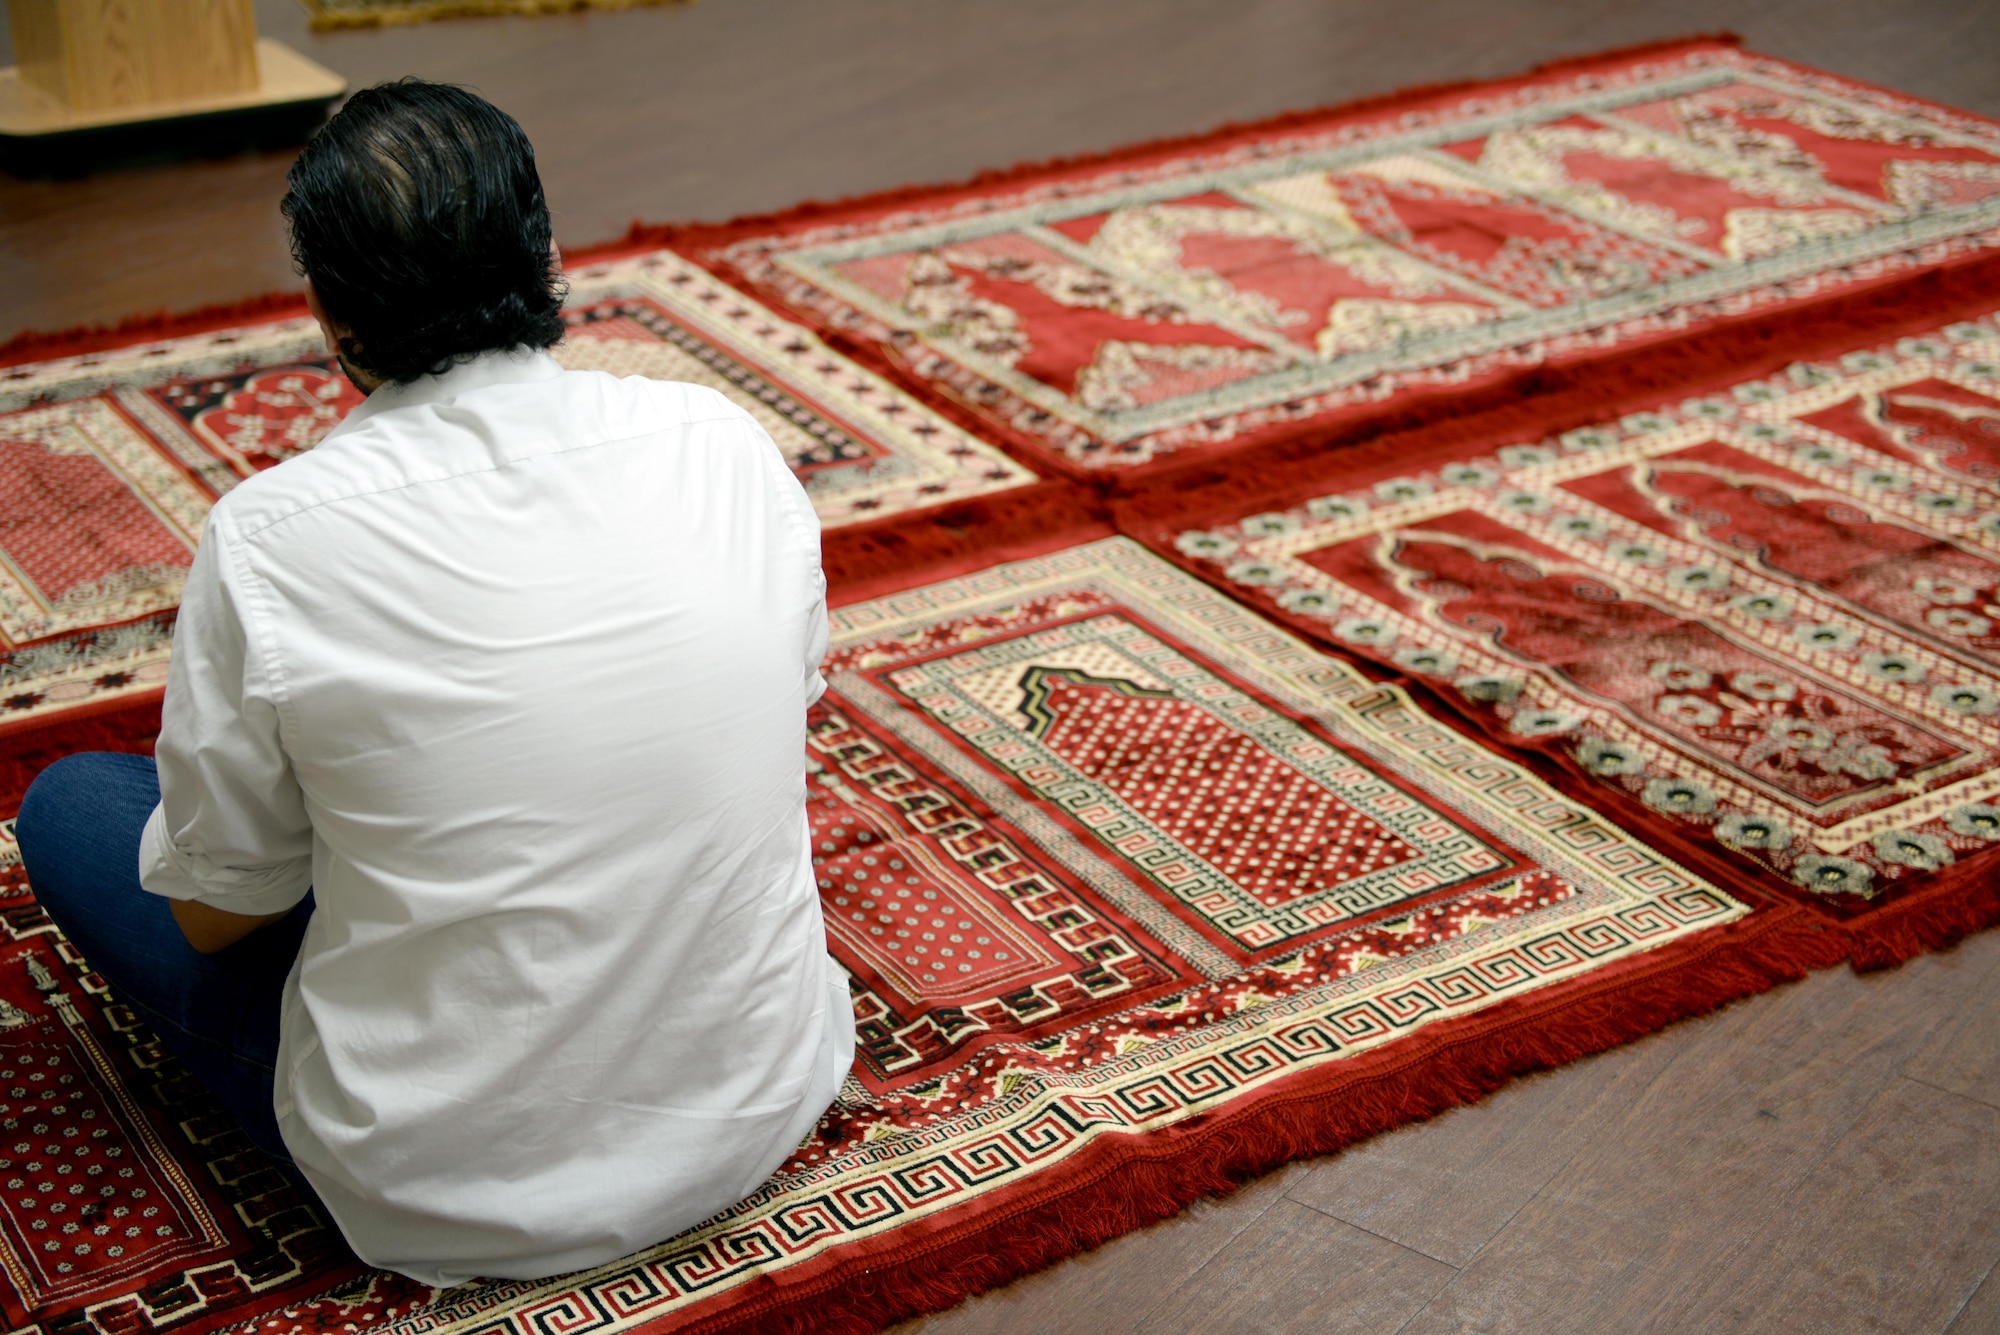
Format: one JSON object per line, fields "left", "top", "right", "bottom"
{"left": 665, "top": 37, "right": 2000, "bottom": 481}
{"left": 1145, "top": 308, "right": 2000, "bottom": 969}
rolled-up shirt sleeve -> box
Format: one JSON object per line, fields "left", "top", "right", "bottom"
{"left": 804, "top": 568, "right": 829, "bottom": 708}
{"left": 754, "top": 404, "right": 828, "bottom": 711}
{"left": 138, "top": 518, "right": 313, "bottom": 915}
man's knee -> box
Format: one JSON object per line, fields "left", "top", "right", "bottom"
{"left": 19, "top": 753, "right": 92, "bottom": 859}
{"left": 21, "top": 750, "right": 100, "bottom": 820}
{"left": 16, "top": 751, "right": 156, "bottom": 920}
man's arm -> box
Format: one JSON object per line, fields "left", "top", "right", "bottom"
{"left": 170, "top": 900, "right": 292, "bottom": 954}
{"left": 141, "top": 522, "right": 315, "bottom": 940}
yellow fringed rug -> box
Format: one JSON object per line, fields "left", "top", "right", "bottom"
{"left": 301, "top": 0, "right": 684, "bottom": 30}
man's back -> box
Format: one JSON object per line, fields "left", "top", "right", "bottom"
{"left": 141, "top": 349, "right": 851, "bottom": 1283}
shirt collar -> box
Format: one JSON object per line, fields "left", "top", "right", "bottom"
{"left": 324, "top": 346, "right": 565, "bottom": 442}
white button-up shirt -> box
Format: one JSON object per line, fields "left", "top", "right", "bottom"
{"left": 138, "top": 348, "right": 852, "bottom": 1285}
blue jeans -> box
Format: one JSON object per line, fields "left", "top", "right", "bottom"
{"left": 14, "top": 752, "right": 310, "bottom": 1161}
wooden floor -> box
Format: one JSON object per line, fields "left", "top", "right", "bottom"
{"left": 5, "top": 2, "right": 2000, "bottom": 1329}
{"left": 895, "top": 927, "right": 2000, "bottom": 1335}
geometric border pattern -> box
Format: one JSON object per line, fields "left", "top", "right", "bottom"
{"left": 557, "top": 249, "right": 1034, "bottom": 519}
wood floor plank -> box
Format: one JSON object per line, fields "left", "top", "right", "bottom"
{"left": 1675, "top": 1076, "right": 2000, "bottom": 1334}
{"left": 1141, "top": 1199, "right": 1456, "bottom": 1335}
{"left": 1394, "top": 949, "right": 1981, "bottom": 1335}
{"left": 1282, "top": 1023, "right": 1688, "bottom": 1266}
{"left": 1904, "top": 928, "right": 2000, "bottom": 1112}
{"left": 888, "top": 1164, "right": 1306, "bottom": 1334}
{"left": 1947, "top": 1263, "right": 2000, "bottom": 1335}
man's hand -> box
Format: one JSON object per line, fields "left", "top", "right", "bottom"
{"left": 170, "top": 899, "right": 292, "bottom": 954}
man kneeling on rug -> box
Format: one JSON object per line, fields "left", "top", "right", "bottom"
{"left": 14, "top": 81, "right": 853, "bottom": 1285}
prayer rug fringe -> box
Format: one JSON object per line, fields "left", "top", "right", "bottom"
{"left": 680, "top": 907, "right": 1849, "bottom": 1334}
{"left": 1827, "top": 861, "right": 2000, "bottom": 973}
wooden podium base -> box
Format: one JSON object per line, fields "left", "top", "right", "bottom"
{"left": 0, "top": 38, "right": 345, "bottom": 175}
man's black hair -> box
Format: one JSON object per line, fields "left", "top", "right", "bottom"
{"left": 282, "top": 80, "right": 567, "bottom": 386}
